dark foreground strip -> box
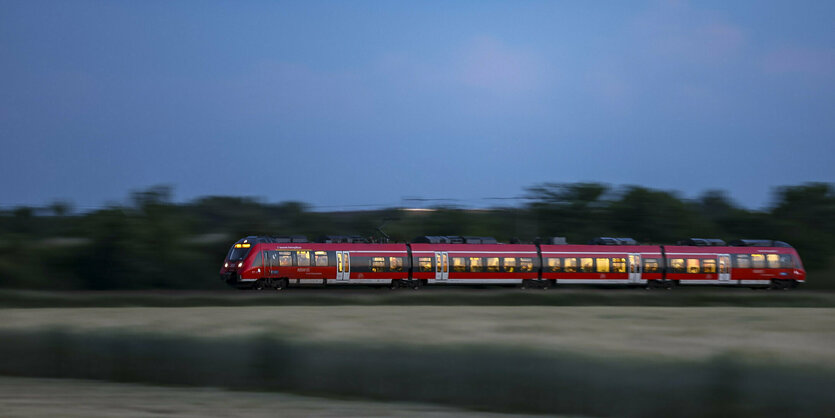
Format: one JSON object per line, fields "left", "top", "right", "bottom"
{"left": 2, "top": 288, "right": 835, "bottom": 308}
{"left": 0, "top": 329, "right": 832, "bottom": 417}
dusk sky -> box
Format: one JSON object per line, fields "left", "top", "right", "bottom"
{"left": 2, "top": 0, "right": 833, "bottom": 211}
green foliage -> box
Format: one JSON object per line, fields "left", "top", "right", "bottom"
{"left": 0, "top": 182, "right": 833, "bottom": 290}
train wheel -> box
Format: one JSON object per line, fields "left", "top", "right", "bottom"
{"left": 274, "top": 278, "right": 289, "bottom": 291}
{"left": 412, "top": 280, "right": 423, "bottom": 290}
{"left": 520, "top": 279, "right": 531, "bottom": 289}
{"left": 389, "top": 279, "right": 401, "bottom": 290}
{"left": 253, "top": 279, "right": 267, "bottom": 291}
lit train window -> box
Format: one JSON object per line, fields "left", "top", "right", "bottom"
{"left": 419, "top": 257, "right": 433, "bottom": 272}
{"left": 389, "top": 257, "right": 404, "bottom": 272}
{"left": 371, "top": 257, "right": 386, "bottom": 272}
{"left": 520, "top": 258, "right": 533, "bottom": 272}
{"left": 779, "top": 254, "right": 793, "bottom": 268}
{"left": 751, "top": 254, "right": 765, "bottom": 268}
{"left": 503, "top": 258, "right": 516, "bottom": 272}
{"left": 563, "top": 258, "right": 578, "bottom": 273}
{"left": 596, "top": 258, "right": 610, "bottom": 273}
{"left": 580, "top": 258, "right": 594, "bottom": 273}
{"left": 669, "top": 258, "right": 685, "bottom": 273}
{"left": 686, "top": 259, "right": 700, "bottom": 273}
{"left": 546, "top": 258, "right": 561, "bottom": 272}
{"left": 314, "top": 251, "right": 328, "bottom": 267}
{"left": 701, "top": 259, "right": 717, "bottom": 273}
{"left": 296, "top": 251, "right": 310, "bottom": 266}
{"left": 733, "top": 254, "right": 751, "bottom": 268}
{"left": 612, "top": 258, "right": 626, "bottom": 273}
{"left": 469, "top": 257, "right": 483, "bottom": 272}
{"left": 279, "top": 251, "right": 293, "bottom": 266}
{"left": 486, "top": 257, "right": 500, "bottom": 272}
{"left": 766, "top": 254, "right": 780, "bottom": 268}
{"left": 643, "top": 258, "right": 660, "bottom": 273}
{"left": 452, "top": 257, "right": 466, "bottom": 272}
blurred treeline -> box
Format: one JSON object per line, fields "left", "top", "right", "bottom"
{"left": 1, "top": 182, "right": 833, "bottom": 290}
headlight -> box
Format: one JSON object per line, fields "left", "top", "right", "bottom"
{"left": 224, "top": 263, "right": 228, "bottom": 268}
{"left": 238, "top": 262, "right": 243, "bottom": 268}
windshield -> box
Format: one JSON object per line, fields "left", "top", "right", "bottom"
{"left": 227, "top": 246, "right": 250, "bottom": 261}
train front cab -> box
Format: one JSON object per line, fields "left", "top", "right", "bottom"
{"left": 219, "top": 238, "right": 256, "bottom": 288}
{"left": 663, "top": 245, "right": 805, "bottom": 289}
{"left": 726, "top": 247, "right": 805, "bottom": 289}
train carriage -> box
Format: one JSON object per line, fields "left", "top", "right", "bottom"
{"left": 220, "top": 237, "right": 410, "bottom": 289}
{"left": 410, "top": 243, "right": 539, "bottom": 285}
{"left": 539, "top": 244, "right": 661, "bottom": 285}
{"left": 663, "top": 246, "right": 733, "bottom": 285}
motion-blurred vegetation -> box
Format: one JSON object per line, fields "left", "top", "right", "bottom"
{"left": 1, "top": 182, "right": 833, "bottom": 290}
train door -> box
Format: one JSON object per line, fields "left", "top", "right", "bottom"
{"left": 434, "top": 252, "right": 449, "bottom": 281}
{"left": 718, "top": 254, "right": 731, "bottom": 282}
{"left": 267, "top": 251, "right": 279, "bottom": 276}
{"left": 628, "top": 254, "right": 642, "bottom": 283}
{"left": 336, "top": 251, "right": 351, "bottom": 281}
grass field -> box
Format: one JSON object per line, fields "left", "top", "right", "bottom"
{"left": 1, "top": 295, "right": 834, "bottom": 416}
{"left": 0, "top": 305, "right": 833, "bottom": 365}
{"left": 2, "top": 287, "right": 835, "bottom": 308}
{"left": 0, "top": 377, "right": 541, "bottom": 418}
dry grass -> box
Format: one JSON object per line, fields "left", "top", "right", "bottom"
{"left": 1, "top": 306, "right": 833, "bottom": 366}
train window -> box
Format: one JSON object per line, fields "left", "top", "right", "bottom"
{"left": 486, "top": 257, "right": 500, "bottom": 272}
{"left": 596, "top": 258, "right": 610, "bottom": 273}
{"left": 469, "top": 257, "right": 483, "bottom": 272}
{"left": 389, "top": 257, "right": 404, "bottom": 272}
{"left": 563, "top": 258, "right": 578, "bottom": 272}
{"left": 314, "top": 251, "right": 328, "bottom": 267}
{"left": 686, "top": 259, "right": 700, "bottom": 273}
{"left": 371, "top": 257, "right": 386, "bottom": 272}
{"left": 751, "top": 254, "right": 766, "bottom": 268}
{"left": 580, "top": 258, "right": 594, "bottom": 273}
{"left": 643, "top": 258, "right": 660, "bottom": 273}
{"left": 546, "top": 258, "right": 561, "bottom": 272}
{"left": 418, "top": 257, "right": 433, "bottom": 272}
{"left": 279, "top": 251, "right": 293, "bottom": 266}
{"left": 520, "top": 258, "right": 533, "bottom": 272}
{"left": 701, "top": 259, "right": 717, "bottom": 273}
{"left": 252, "top": 252, "right": 262, "bottom": 267}
{"left": 452, "top": 257, "right": 467, "bottom": 272}
{"left": 296, "top": 251, "right": 310, "bottom": 267}
{"left": 503, "top": 258, "right": 516, "bottom": 272}
{"left": 733, "top": 254, "right": 751, "bottom": 268}
{"left": 766, "top": 254, "right": 780, "bottom": 269}
{"left": 779, "top": 254, "right": 793, "bottom": 268}
{"left": 267, "top": 251, "right": 279, "bottom": 267}
{"left": 669, "top": 258, "right": 685, "bottom": 273}
{"left": 612, "top": 258, "right": 626, "bottom": 273}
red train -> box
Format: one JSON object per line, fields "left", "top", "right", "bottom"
{"left": 219, "top": 236, "right": 806, "bottom": 290}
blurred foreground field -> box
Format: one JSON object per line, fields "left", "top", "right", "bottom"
{"left": 0, "top": 377, "right": 538, "bottom": 418}
{"left": 2, "top": 287, "right": 835, "bottom": 308}
{"left": 1, "top": 305, "right": 834, "bottom": 365}
{"left": 0, "top": 302, "right": 834, "bottom": 417}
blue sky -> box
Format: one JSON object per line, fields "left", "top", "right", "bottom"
{"left": 2, "top": 0, "right": 833, "bottom": 210}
